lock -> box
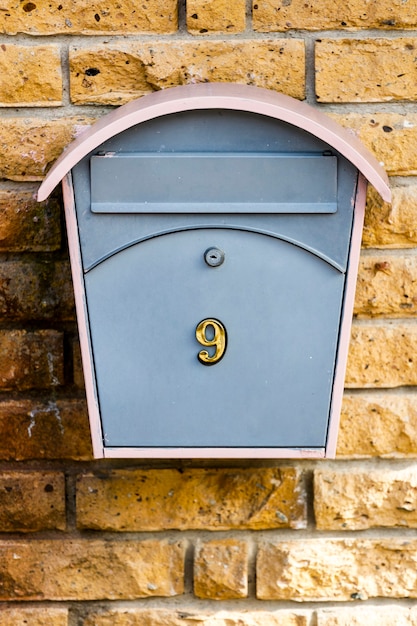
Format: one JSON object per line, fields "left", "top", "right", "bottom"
{"left": 204, "top": 248, "right": 225, "bottom": 267}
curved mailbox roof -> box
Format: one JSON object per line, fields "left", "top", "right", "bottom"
{"left": 37, "top": 82, "right": 391, "bottom": 203}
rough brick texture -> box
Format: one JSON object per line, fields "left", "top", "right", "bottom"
{"left": 346, "top": 323, "right": 417, "bottom": 387}
{"left": 253, "top": 0, "right": 417, "bottom": 31}
{"left": 187, "top": 0, "right": 246, "bottom": 34}
{"left": 69, "top": 40, "right": 305, "bottom": 105}
{"left": 314, "top": 466, "right": 417, "bottom": 529}
{"left": 338, "top": 392, "right": 417, "bottom": 457}
{"left": 363, "top": 184, "right": 417, "bottom": 248}
{"left": 257, "top": 539, "right": 417, "bottom": 600}
{"left": 194, "top": 540, "right": 248, "bottom": 599}
{"left": 0, "top": 399, "right": 92, "bottom": 461}
{"left": 0, "top": 44, "right": 62, "bottom": 106}
{"left": 354, "top": 254, "right": 417, "bottom": 317}
{"left": 316, "top": 39, "right": 417, "bottom": 103}
{"left": 0, "top": 0, "right": 178, "bottom": 35}
{"left": 83, "top": 610, "right": 308, "bottom": 626}
{"left": 0, "top": 118, "right": 93, "bottom": 181}
{"left": 0, "top": 330, "right": 63, "bottom": 390}
{"left": 76, "top": 468, "right": 306, "bottom": 531}
{"left": 0, "top": 188, "right": 61, "bottom": 251}
{"left": 317, "top": 607, "right": 417, "bottom": 625}
{"left": 0, "top": 540, "right": 184, "bottom": 600}
{"left": 0, "top": 471, "right": 66, "bottom": 532}
{"left": 1, "top": 608, "right": 68, "bottom": 626}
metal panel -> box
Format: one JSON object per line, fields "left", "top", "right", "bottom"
{"left": 85, "top": 228, "right": 345, "bottom": 448}
{"left": 90, "top": 153, "right": 337, "bottom": 213}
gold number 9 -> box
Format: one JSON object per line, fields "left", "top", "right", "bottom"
{"left": 195, "top": 319, "right": 227, "bottom": 365}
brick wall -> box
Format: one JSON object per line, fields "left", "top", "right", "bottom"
{"left": 1, "top": 1, "right": 417, "bottom": 624}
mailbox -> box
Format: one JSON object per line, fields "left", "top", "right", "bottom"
{"left": 38, "top": 83, "right": 390, "bottom": 459}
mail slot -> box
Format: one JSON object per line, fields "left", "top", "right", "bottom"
{"left": 37, "top": 83, "right": 390, "bottom": 459}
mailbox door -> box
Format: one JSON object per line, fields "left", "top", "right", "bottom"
{"left": 85, "top": 227, "right": 345, "bottom": 449}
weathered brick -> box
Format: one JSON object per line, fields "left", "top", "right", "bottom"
{"left": 0, "top": 399, "right": 92, "bottom": 461}
{"left": 314, "top": 466, "right": 417, "bottom": 530}
{"left": 0, "top": 0, "right": 178, "bottom": 35}
{"left": 0, "top": 44, "right": 62, "bottom": 106}
{"left": 253, "top": 0, "right": 417, "bottom": 32}
{"left": 0, "top": 260, "right": 74, "bottom": 321}
{"left": 316, "top": 39, "right": 417, "bottom": 103}
{"left": 72, "top": 337, "right": 85, "bottom": 389}
{"left": 317, "top": 607, "right": 417, "bottom": 626}
{"left": 76, "top": 468, "right": 306, "bottom": 531}
{"left": 0, "top": 539, "right": 184, "bottom": 600}
{"left": 83, "top": 609, "right": 308, "bottom": 626}
{"left": 354, "top": 254, "right": 417, "bottom": 317}
{"left": 69, "top": 40, "right": 305, "bottom": 105}
{"left": 331, "top": 113, "right": 417, "bottom": 176}
{"left": 0, "top": 118, "right": 93, "bottom": 181}
{"left": 0, "top": 471, "right": 65, "bottom": 532}
{"left": 257, "top": 539, "right": 417, "bottom": 600}
{"left": 1, "top": 608, "right": 68, "bottom": 626}
{"left": 338, "top": 392, "right": 417, "bottom": 458}
{"left": 0, "top": 188, "right": 61, "bottom": 252}
{"left": 363, "top": 184, "right": 417, "bottom": 248}
{"left": 345, "top": 323, "right": 417, "bottom": 388}
{"left": 0, "top": 330, "right": 63, "bottom": 390}
{"left": 187, "top": 0, "right": 246, "bottom": 34}
{"left": 194, "top": 539, "right": 248, "bottom": 599}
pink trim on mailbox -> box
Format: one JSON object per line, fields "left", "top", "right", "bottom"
{"left": 325, "top": 174, "right": 367, "bottom": 458}
{"left": 38, "top": 83, "right": 391, "bottom": 202}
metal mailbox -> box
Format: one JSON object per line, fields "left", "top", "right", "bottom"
{"left": 38, "top": 83, "right": 390, "bottom": 459}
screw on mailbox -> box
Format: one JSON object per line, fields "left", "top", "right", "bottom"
{"left": 204, "top": 247, "right": 225, "bottom": 267}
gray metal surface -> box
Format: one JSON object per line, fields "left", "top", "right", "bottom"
{"left": 85, "top": 228, "right": 344, "bottom": 447}
{"left": 90, "top": 153, "right": 337, "bottom": 213}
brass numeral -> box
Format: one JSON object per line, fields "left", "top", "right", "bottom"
{"left": 196, "top": 318, "right": 227, "bottom": 365}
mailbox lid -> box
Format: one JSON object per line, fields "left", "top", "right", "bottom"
{"left": 85, "top": 227, "right": 345, "bottom": 448}
{"left": 90, "top": 153, "right": 338, "bottom": 213}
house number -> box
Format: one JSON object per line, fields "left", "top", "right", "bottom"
{"left": 195, "top": 318, "right": 227, "bottom": 365}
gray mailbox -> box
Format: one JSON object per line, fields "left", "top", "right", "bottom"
{"left": 38, "top": 83, "right": 390, "bottom": 459}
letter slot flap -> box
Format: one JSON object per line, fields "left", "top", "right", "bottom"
{"left": 90, "top": 153, "right": 338, "bottom": 213}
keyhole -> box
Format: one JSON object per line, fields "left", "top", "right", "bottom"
{"left": 204, "top": 247, "right": 225, "bottom": 267}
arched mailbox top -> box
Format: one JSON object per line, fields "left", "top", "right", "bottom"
{"left": 38, "top": 82, "right": 391, "bottom": 203}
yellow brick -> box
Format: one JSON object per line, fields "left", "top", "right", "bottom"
{"left": 314, "top": 467, "right": 417, "bottom": 530}
{"left": 338, "top": 392, "right": 417, "bottom": 458}
{"left": 1, "top": 608, "right": 68, "bottom": 626}
{"left": 253, "top": 0, "right": 417, "bottom": 32}
{"left": 331, "top": 113, "right": 417, "bottom": 176}
{"left": 0, "top": 539, "right": 184, "bottom": 600}
{"left": 257, "top": 539, "right": 417, "bottom": 600}
{"left": 363, "top": 184, "right": 417, "bottom": 248}
{"left": 0, "top": 118, "right": 94, "bottom": 181}
{"left": 0, "top": 399, "right": 92, "bottom": 461}
{"left": 317, "top": 607, "right": 417, "bottom": 626}
{"left": 0, "top": 187, "right": 61, "bottom": 252}
{"left": 316, "top": 39, "right": 417, "bottom": 103}
{"left": 69, "top": 40, "right": 305, "bottom": 105}
{"left": 84, "top": 609, "right": 308, "bottom": 626}
{"left": 0, "top": 0, "right": 178, "bottom": 35}
{"left": 76, "top": 468, "right": 306, "bottom": 531}
{"left": 0, "top": 471, "right": 65, "bottom": 532}
{"left": 0, "top": 44, "right": 62, "bottom": 106}
{"left": 346, "top": 323, "right": 417, "bottom": 388}
{"left": 194, "top": 540, "right": 248, "bottom": 599}
{"left": 0, "top": 330, "right": 63, "bottom": 391}
{"left": 354, "top": 254, "right": 417, "bottom": 317}
{"left": 187, "top": 0, "right": 246, "bottom": 34}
